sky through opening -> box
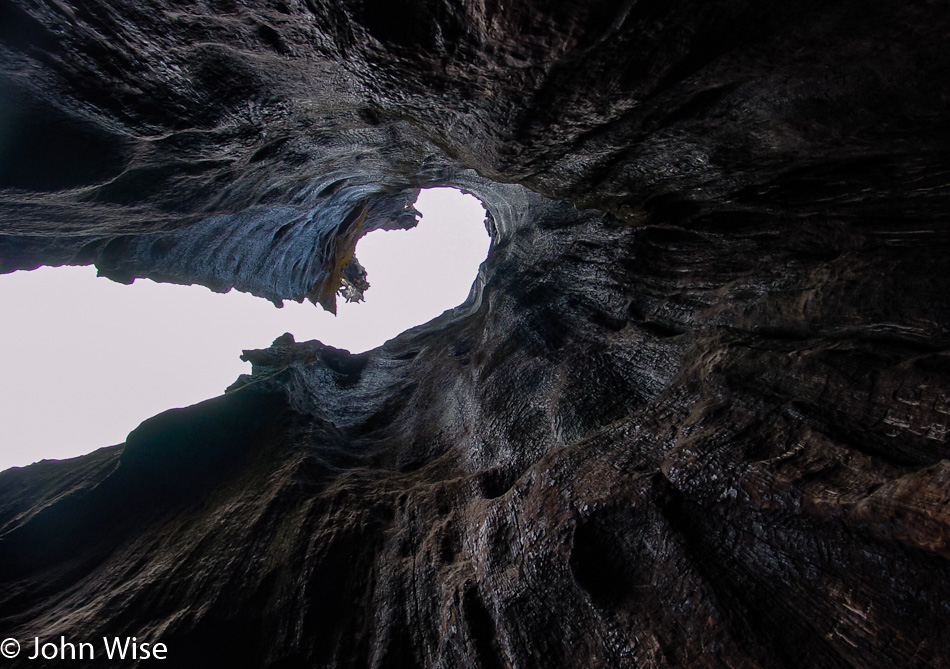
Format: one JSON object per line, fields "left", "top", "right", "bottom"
{"left": 0, "top": 187, "right": 489, "bottom": 470}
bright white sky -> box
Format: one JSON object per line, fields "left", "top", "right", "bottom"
{"left": 0, "top": 187, "right": 489, "bottom": 471}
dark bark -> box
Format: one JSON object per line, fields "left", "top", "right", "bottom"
{"left": 1, "top": 0, "right": 949, "bottom": 666}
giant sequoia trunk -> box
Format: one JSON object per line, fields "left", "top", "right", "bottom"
{"left": 1, "top": 0, "right": 949, "bottom": 667}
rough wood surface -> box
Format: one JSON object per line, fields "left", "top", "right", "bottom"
{"left": 1, "top": 0, "right": 949, "bottom": 666}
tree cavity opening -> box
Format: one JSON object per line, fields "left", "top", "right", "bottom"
{"left": 0, "top": 187, "right": 489, "bottom": 470}
{"left": 332, "top": 187, "right": 490, "bottom": 335}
